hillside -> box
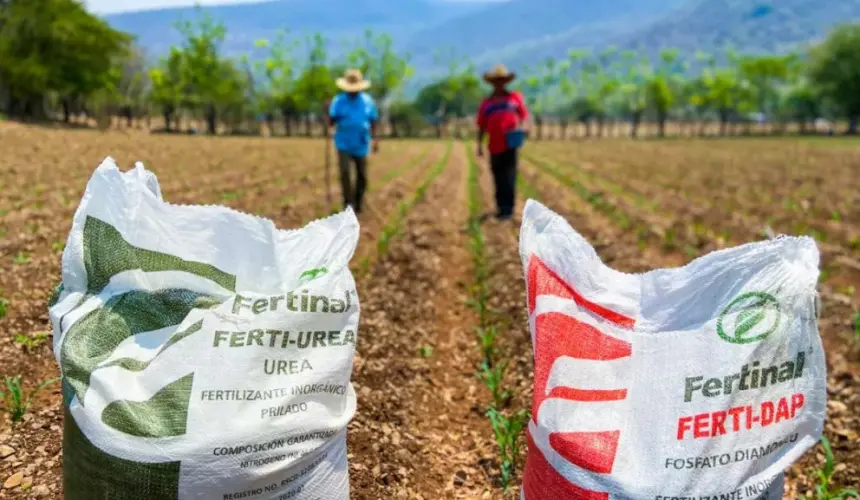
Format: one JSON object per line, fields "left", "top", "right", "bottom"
{"left": 102, "top": 0, "right": 860, "bottom": 75}
{"left": 404, "top": 0, "right": 686, "bottom": 68}
{"left": 616, "top": 0, "right": 860, "bottom": 56}
{"left": 103, "top": 0, "right": 488, "bottom": 57}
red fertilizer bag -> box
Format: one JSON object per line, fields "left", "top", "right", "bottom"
{"left": 518, "top": 200, "right": 826, "bottom": 499}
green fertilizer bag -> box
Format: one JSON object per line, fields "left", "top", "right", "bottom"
{"left": 49, "top": 158, "right": 360, "bottom": 500}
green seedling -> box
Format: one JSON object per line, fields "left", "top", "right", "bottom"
{"left": 0, "top": 296, "right": 7, "bottom": 319}
{"left": 13, "top": 251, "right": 30, "bottom": 265}
{"left": 220, "top": 190, "right": 241, "bottom": 202}
{"left": 853, "top": 312, "right": 860, "bottom": 349}
{"left": 800, "top": 436, "right": 860, "bottom": 500}
{"left": 475, "top": 326, "right": 498, "bottom": 366}
{"left": 419, "top": 345, "right": 434, "bottom": 358}
{"left": 14, "top": 331, "right": 50, "bottom": 351}
{"left": 0, "top": 376, "right": 59, "bottom": 423}
{"left": 479, "top": 360, "right": 510, "bottom": 409}
{"left": 487, "top": 408, "right": 529, "bottom": 490}
{"left": 662, "top": 228, "right": 676, "bottom": 251}
{"left": 831, "top": 211, "right": 842, "bottom": 221}
{"left": 51, "top": 241, "right": 65, "bottom": 252}
{"left": 0, "top": 227, "right": 6, "bottom": 238}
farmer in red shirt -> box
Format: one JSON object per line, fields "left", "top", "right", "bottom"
{"left": 476, "top": 64, "right": 529, "bottom": 221}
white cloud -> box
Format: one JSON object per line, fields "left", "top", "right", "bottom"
{"left": 85, "top": 0, "right": 267, "bottom": 15}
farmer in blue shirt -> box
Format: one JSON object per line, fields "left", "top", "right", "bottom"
{"left": 327, "top": 69, "right": 379, "bottom": 215}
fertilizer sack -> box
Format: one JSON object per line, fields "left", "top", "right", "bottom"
{"left": 518, "top": 200, "right": 825, "bottom": 500}
{"left": 49, "top": 158, "right": 360, "bottom": 500}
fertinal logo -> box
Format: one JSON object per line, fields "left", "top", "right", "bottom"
{"left": 716, "top": 292, "right": 782, "bottom": 344}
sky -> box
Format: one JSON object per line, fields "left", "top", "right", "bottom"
{"left": 85, "top": 0, "right": 273, "bottom": 14}
{"left": 85, "top": 0, "right": 496, "bottom": 15}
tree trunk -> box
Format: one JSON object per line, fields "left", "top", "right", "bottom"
{"left": 847, "top": 118, "right": 858, "bottom": 135}
{"left": 389, "top": 115, "right": 399, "bottom": 138}
{"left": 281, "top": 111, "right": 293, "bottom": 137}
{"left": 163, "top": 111, "right": 172, "bottom": 132}
{"left": 535, "top": 115, "right": 543, "bottom": 140}
{"left": 123, "top": 106, "right": 133, "bottom": 128}
{"left": 596, "top": 116, "right": 604, "bottom": 138}
{"left": 304, "top": 114, "right": 312, "bottom": 137}
{"left": 62, "top": 98, "right": 71, "bottom": 123}
{"left": 265, "top": 113, "right": 274, "bottom": 137}
{"left": 205, "top": 104, "right": 217, "bottom": 135}
{"left": 631, "top": 112, "right": 642, "bottom": 139}
{"left": 719, "top": 110, "right": 729, "bottom": 136}
{"left": 799, "top": 120, "right": 807, "bottom": 135}
{"left": 657, "top": 112, "right": 667, "bottom": 138}
{"left": 583, "top": 120, "right": 591, "bottom": 138}
{"left": 559, "top": 119, "right": 568, "bottom": 140}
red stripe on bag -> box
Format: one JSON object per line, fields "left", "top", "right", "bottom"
{"left": 532, "top": 312, "right": 631, "bottom": 420}
{"left": 547, "top": 387, "right": 627, "bottom": 402}
{"left": 527, "top": 255, "right": 635, "bottom": 328}
{"left": 549, "top": 431, "right": 621, "bottom": 474}
{"left": 524, "top": 431, "right": 610, "bottom": 500}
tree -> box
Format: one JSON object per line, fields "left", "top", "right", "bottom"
{"left": 646, "top": 49, "right": 683, "bottom": 138}
{"left": 149, "top": 48, "right": 186, "bottom": 132}
{"left": 345, "top": 29, "right": 412, "bottom": 136}
{"left": 780, "top": 81, "right": 820, "bottom": 134}
{"left": 617, "top": 51, "right": 650, "bottom": 138}
{"left": 293, "top": 33, "right": 336, "bottom": 136}
{"left": 256, "top": 32, "right": 299, "bottom": 136}
{"left": 0, "top": 0, "right": 131, "bottom": 120}
{"left": 115, "top": 45, "right": 151, "bottom": 127}
{"left": 173, "top": 9, "right": 237, "bottom": 135}
{"left": 807, "top": 24, "right": 860, "bottom": 134}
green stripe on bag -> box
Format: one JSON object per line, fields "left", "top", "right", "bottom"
{"left": 83, "top": 216, "right": 237, "bottom": 294}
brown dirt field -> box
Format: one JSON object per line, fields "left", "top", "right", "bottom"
{"left": 0, "top": 126, "right": 857, "bottom": 499}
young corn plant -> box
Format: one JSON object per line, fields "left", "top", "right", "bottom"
{"left": 13, "top": 251, "right": 30, "bottom": 265}
{"left": 14, "top": 332, "right": 50, "bottom": 351}
{"left": 0, "top": 376, "right": 59, "bottom": 423}
{"left": 853, "top": 312, "right": 859, "bottom": 349}
{"left": 487, "top": 408, "right": 529, "bottom": 490}
{"left": 479, "top": 360, "right": 510, "bottom": 409}
{"left": 475, "top": 325, "right": 498, "bottom": 367}
{"left": 800, "top": 436, "right": 859, "bottom": 500}
{"left": 0, "top": 295, "right": 8, "bottom": 319}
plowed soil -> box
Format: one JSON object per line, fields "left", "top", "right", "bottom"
{"left": 0, "top": 124, "right": 857, "bottom": 499}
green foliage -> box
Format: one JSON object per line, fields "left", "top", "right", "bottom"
{"left": 0, "top": 296, "right": 8, "bottom": 319}
{"left": 346, "top": 29, "right": 412, "bottom": 102}
{"left": 479, "top": 360, "right": 511, "bottom": 409}
{"left": 854, "top": 312, "right": 860, "bottom": 349}
{"left": 808, "top": 24, "right": 860, "bottom": 128}
{"left": 475, "top": 326, "right": 497, "bottom": 366}
{"left": 486, "top": 408, "right": 529, "bottom": 489}
{"left": 14, "top": 332, "right": 50, "bottom": 351}
{"left": 0, "top": 375, "right": 59, "bottom": 423}
{"left": 799, "top": 436, "right": 860, "bottom": 500}
{"left": 13, "top": 251, "right": 30, "bottom": 265}
{"left": 0, "top": 0, "right": 131, "bottom": 118}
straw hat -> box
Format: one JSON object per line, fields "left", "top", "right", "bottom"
{"left": 483, "top": 64, "right": 516, "bottom": 84}
{"left": 336, "top": 68, "right": 371, "bottom": 92}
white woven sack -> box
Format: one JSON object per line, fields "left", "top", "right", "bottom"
{"left": 49, "top": 158, "right": 359, "bottom": 500}
{"left": 519, "top": 200, "right": 825, "bottom": 500}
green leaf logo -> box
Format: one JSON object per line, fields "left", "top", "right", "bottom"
{"left": 716, "top": 292, "right": 782, "bottom": 344}
{"left": 299, "top": 267, "right": 328, "bottom": 283}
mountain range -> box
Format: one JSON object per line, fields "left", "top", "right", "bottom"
{"left": 102, "top": 0, "right": 860, "bottom": 78}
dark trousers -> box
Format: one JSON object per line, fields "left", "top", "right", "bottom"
{"left": 490, "top": 149, "right": 518, "bottom": 217}
{"left": 337, "top": 150, "right": 367, "bottom": 213}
